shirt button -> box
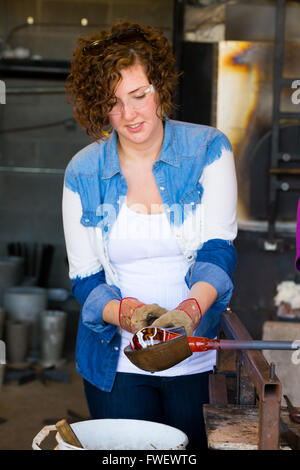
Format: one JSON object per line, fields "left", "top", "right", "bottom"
{"left": 100, "top": 339, "right": 104, "bottom": 343}
{"left": 160, "top": 186, "right": 165, "bottom": 191}
{"left": 114, "top": 346, "right": 119, "bottom": 351}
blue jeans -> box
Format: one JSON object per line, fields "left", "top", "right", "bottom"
{"left": 83, "top": 371, "right": 211, "bottom": 450}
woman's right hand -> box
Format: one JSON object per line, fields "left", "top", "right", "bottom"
{"left": 119, "top": 297, "right": 167, "bottom": 333}
{"left": 132, "top": 303, "right": 168, "bottom": 332}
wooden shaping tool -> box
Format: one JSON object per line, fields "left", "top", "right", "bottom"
{"left": 55, "top": 419, "right": 84, "bottom": 448}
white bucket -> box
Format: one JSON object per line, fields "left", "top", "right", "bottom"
{"left": 32, "top": 419, "right": 189, "bottom": 450}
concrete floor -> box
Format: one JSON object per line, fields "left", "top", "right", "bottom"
{"left": 0, "top": 362, "right": 89, "bottom": 450}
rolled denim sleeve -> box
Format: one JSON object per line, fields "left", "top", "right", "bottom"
{"left": 72, "top": 270, "right": 122, "bottom": 341}
{"left": 63, "top": 165, "right": 121, "bottom": 342}
{"left": 185, "top": 238, "right": 237, "bottom": 304}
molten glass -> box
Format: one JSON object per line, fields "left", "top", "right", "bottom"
{"left": 130, "top": 327, "right": 178, "bottom": 350}
{"left": 130, "top": 327, "right": 220, "bottom": 352}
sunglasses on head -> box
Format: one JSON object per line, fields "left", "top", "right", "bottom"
{"left": 82, "top": 28, "right": 150, "bottom": 56}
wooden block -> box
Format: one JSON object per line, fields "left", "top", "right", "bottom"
{"left": 262, "top": 321, "right": 300, "bottom": 407}
{"left": 203, "top": 404, "right": 259, "bottom": 450}
{"left": 203, "top": 404, "right": 295, "bottom": 450}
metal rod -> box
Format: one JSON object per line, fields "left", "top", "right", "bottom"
{"left": 270, "top": 168, "right": 300, "bottom": 175}
{"left": 6, "top": 86, "right": 65, "bottom": 94}
{"left": 218, "top": 339, "right": 300, "bottom": 350}
{"left": 0, "top": 166, "right": 64, "bottom": 175}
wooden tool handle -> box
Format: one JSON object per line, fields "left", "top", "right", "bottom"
{"left": 55, "top": 419, "right": 84, "bottom": 448}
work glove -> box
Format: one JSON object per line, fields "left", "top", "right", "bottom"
{"left": 151, "top": 298, "right": 202, "bottom": 336}
{"left": 119, "top": 297, "right": 168, "bottom": 333}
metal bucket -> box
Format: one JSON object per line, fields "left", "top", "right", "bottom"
{"left": 6, "top": 320, "right": 30, "bottom": 363}
{"left": 0, "top": 308, "right": 5, "bottom": 340}
{"left": 3, "top": 286, "right": 47, "bottom": 357}
{"left": 40, "top": 310, "right": 67, "bottom": 366}
{"left": 0, "top": 364, "right": 5, "bottom": 391}
{"left": 32, "top": 419, "right": 189, "bottom": 450}
{"left": 0, "top": 256, "right": 24, "bottom": 306}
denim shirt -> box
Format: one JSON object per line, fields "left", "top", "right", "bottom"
{"left": 63, "top": 119, "right": 237, "bottom": 391}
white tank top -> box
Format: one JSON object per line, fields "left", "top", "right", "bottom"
{"left": 108, "top": 202, "right": 216, "bottom": 376}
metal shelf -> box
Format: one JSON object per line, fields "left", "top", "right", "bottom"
{"left": 0, "top": 58, "right": 70, "bottom": 78}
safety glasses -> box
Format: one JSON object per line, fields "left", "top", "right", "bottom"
{"left": 82, "top": 28, "right": 150, "bottom": 56}
{"left": 108, "top": 84, "right": 155, "bottom": 116}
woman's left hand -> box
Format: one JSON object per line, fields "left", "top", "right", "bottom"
{"left": 119, "top": 297, "right": 168, "bottom": 333}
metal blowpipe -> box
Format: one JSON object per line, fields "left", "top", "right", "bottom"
{"left": 192, "top": 338, "right": 300, "bottom": 352}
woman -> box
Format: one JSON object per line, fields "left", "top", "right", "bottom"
{"left": 63, "top": 20, "right": 237, "bottom": 449}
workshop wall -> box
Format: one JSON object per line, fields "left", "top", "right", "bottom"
{"left": 0, "top": 0, "right": 173, "bottom": 60}
{"left": 0, "top": 0, "right": 173, "bottom": 291}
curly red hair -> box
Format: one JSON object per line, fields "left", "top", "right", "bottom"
{"left": 65, "top": 20, "right": 179, "bottom": 140}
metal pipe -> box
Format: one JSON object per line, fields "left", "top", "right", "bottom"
{"left": 218, "top": 339, "right": 300, "bottom": 350}
{"left": 132, "top": 328, "right": 300, "bottom": 352}
{"left": 0, "top": 166, "right": 64, "bottom": 175}
{"left": 6, "top": 86, "right": 65, "bottom": 94}
{"left": 0, "top": 62, "right": 70, "bottom": 75}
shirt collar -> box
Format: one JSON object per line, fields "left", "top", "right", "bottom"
{"left": 157, "top": 119, "right": 180, "bottom": 168}
{"left": 101, "top": 131, "right": 121, "bottom": 179}
{"left": 101, "top": 119, "right": 180, "bottom": 179}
